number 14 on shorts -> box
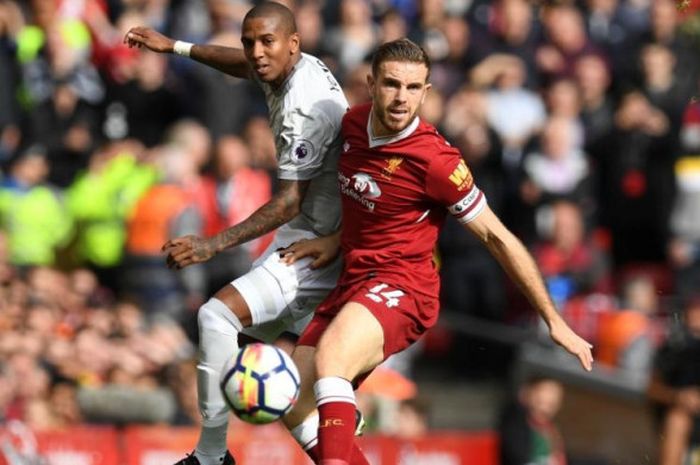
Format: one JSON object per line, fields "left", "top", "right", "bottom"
{"left": 365, "top": 283, "right": 405, "bottom": 308}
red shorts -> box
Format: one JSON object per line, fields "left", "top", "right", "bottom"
{"left": 297, "top": 279, "right": 431, "bottom": 361}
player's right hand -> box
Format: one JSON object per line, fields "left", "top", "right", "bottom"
{"left": 279, "top": 235, "right": 340, "bottom": 270}
{"left": 124, "top": 26, "right": 175, "bottom": 53}
{"left": 549, "top": 319, "right": 594, "bottom": 372}
{"left": 162, "top": 235, "right": 216, "bottom": 269}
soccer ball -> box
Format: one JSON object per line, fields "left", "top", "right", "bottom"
{"left": 220, "top": 343, "right": 301, "bottom": 424}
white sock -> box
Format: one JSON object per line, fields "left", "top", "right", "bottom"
{"left": 194, "top": 297, "right": 242, "bottom": 463}
{"left": 290, "top": 414, "right": 319, "bottom": 452}
{"left": 314, "top": 377, "right": 356, "bottom": 407}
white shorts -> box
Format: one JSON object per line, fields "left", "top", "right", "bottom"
{"left": 234, "top": 225, "right": 342, "bottom": 342}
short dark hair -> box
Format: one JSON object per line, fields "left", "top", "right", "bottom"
{"left": 371, "top": 38, "right": 431, "bottom": 80}
{"left": 244, "top": 2, "right": 297, "bottom": 35}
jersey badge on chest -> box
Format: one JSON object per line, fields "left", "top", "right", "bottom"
{"left": 381, "top": 156, "right": 404, "bottom": 180}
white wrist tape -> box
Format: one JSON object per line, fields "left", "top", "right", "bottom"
{"left": 173, "top": 40, "right": 194, "bottom": 57}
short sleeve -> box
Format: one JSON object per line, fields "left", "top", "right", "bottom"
{"left": 425, "top": 148, "right": 487, "bottom": 224}
{"left": 277, "top": 108, "right": 336, "bottom": 181}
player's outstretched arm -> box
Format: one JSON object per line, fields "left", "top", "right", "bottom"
{"left": 279, "top": 229, "right": 342, "bottom": 269}
{"left": 463, "top": 205, "right": 594, "bottom": 371}
{"left": 162, "top": 179, "right": 309, "bottom": 269}
{"left": 124, "top": 27, "right": 251, "bottom": 80}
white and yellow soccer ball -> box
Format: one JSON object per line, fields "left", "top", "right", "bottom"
{"left": 219, "top": 343, "right": 301, "bottom": 424}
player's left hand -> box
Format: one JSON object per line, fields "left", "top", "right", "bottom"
{"left": 279, "top": 235, "right": 340, "bottom": 269}
{"left": 162, "top": 235, "right": 216, "bottom": 269}
{"left": 549, "top": 319, "right": 594, "bottom": 372}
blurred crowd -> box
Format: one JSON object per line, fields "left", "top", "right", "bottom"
{"left": 1, "top": 0, "right": 700, "bottom": 460}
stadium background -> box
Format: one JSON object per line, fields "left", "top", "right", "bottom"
{"left": 0, "top": 0, "right": 699, "bottom": 463}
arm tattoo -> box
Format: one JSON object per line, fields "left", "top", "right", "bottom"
{"left": 212, "top": 180, "right": 308, "bottom": 252}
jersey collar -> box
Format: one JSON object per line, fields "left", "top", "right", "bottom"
{"left": 367, "top": 108, "right": 420, "bottom": 148}
{"left": 272, "top": 53, "right": 307, "bottom": 96}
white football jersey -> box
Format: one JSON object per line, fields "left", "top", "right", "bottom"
{"left": 257, "top": 53, "right": 348, "bottom": 236}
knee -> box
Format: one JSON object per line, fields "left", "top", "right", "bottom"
{"left": 197, "top": 299, "right": 220, "bottom": 330}
{"left": 198, "top": 298, "right": 242, "bottom": 333}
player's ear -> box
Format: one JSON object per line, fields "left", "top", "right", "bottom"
{"left": 420, "top": 83, "right": 432, "bottom": 105}
{"left": 289, "top": 32, "right": 300, "bottom": 55}
{"left": 367, "top": 73, "right": 375, "bottom": 94}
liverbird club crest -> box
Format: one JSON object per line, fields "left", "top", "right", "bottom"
{"left": 381, "top": 156, "right": 404, "bottom": 180}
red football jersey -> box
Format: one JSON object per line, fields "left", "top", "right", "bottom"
{"left": 337, "top": 103, "right": 487, "bottom": 322}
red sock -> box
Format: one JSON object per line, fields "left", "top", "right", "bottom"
{"left": 307, "top": 443, "right": 369, "bottom": 465}
{"left": 317, "top": 401, "right": 356, "bottom": 464}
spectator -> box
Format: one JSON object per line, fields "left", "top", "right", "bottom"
{"left": 521, "top": 117, "right": 591, "bottom": 209}
{"left": 17, "top": 11, "right": 103, "bottom": 107}
{"left": 471, "top": 0, "right": 541, "bottom": 89}
{"left": 585, "top": 0, "right": 634, "bottom": 47}
{"left": 164, "top": 119, "right": 212, "bottom": 184}
{"left": 23, "top": 80, "right": 100, "bottom": 187}
{"left": 534, "top": 201, "right": 610, "bottom": 305}
{"left": 182, "top": 16, "right": 259, "bottom": 140}
{"left": 0, "top": 145, "right": 72, "bottom": 267}
{"left": 583, "top": 0, "right": 643, "bottom": 84}
{"left": 342, "top": 62, "right": 372, "bottom": 106}
{"left": 470, "top": 54, "right": 546, "bottom": 170}
{"left": 639, "top": 0, "right": 699, "bottom": 97}
{"left": 106, "top": 48, "right": 185, "bottom": 147}
{"left": 49, "top": 382, "right": 82, "bottom": 426}
{"left": 648, "top": 297, "right": 700, "bottom": 465}
{"left": 196, "top": 136, "right": 272, "bottom": 294}
{"left": 428, "top": 16, "right": 474, "bottom": 97}
{"left": 543, "top": 78, "right": 585, "bottom": 149}
{"left": 0, "top": 261, "right": 196, "bottom": 427}
{"left": 377, "top": 8, "right": 408, "bottom": 45}
{"left": 418, "top": 88, "right": 446, "bottom": 128}
{"left": 65, "top": 140, "right": 156, "bottom": 290}
{"left": 394, "top": 397, "right": 431, "bottom": 439}
{"left": 574, "top": 53, "right": 615, "bottom": 160}
{"left": 499, "top": 376, "right": 567, "bottom": 465}
{"left": 537, "top": 3, "right": 603, "bottom": 82}
{"left": 439, "top": 89, "right": 508, "bottom": 322}
{"left": 123, "top": 144, "right": 205, "bottom": 323}
{"left": 639, "top": 43, "right": 687, "bottom": 131}
{"left": 296, "top": 2, "right": 327, "bottom": 58}
{"left": 408, "top": 0, "right": 456, "bottom": 69}
{"left": 323, "top": 0, "right": 378, "bottom": 79}
{"left": 669, "top": 100, "right": 700, "bottom": 301}
{"left": 355, "top": 365, "right": 419, "bottom": 434}
{"left": 0, "top": 362, "right": 17, "bottom": 422}
{"left": 242, "top": 116, "right": 279, "bottom": 190}
{"left": 596, "top": 275, "right": 659, "bottom": 380}
{"left": 597, "top": 90, "right": 676, "bottom": 265}
{"left": 439, "top": 212, "right": 507, "bottom": 322}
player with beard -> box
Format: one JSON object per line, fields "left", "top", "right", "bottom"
{"left": 281, "top": 38, "right": 593, "bottom": 465}
{"left": 125, "top": 3, "right": 351, "bottom": 465}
